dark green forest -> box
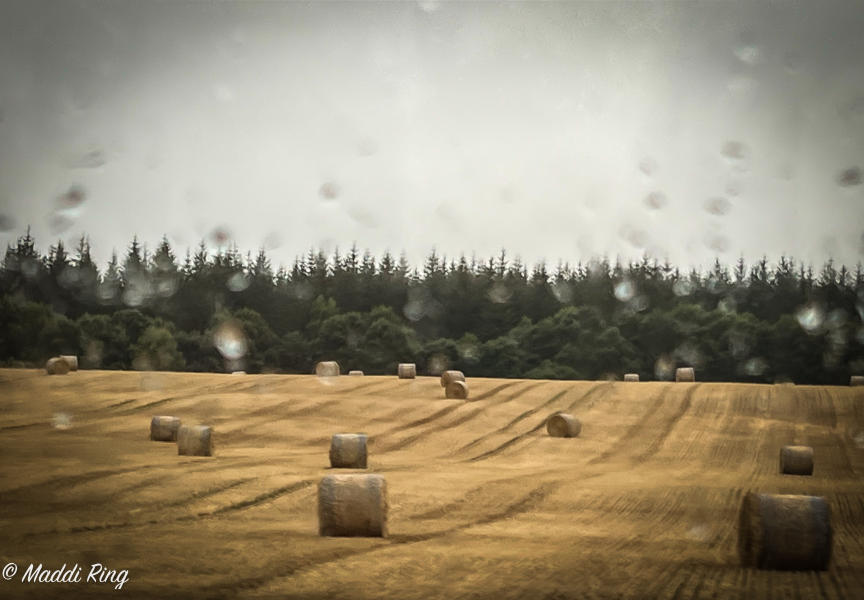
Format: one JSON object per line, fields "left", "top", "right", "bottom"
{"left": 2, "top": 228, "right": 863, "bottom": 384}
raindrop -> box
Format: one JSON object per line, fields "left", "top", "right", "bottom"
{"left": 686, "top": 524, "right": 712, "bottom": 542}
{"left": 826, "top": 308, "right": 847, "bottom": 330}
{"left": 487, "top": 282, "right": 513, "bottom": 304}
{"left": 654, "top": 355, "right": 674, "bottom": 381}
{"left": 721, "top": 141, "right": 748, "bottom": 161}
{"left": 48, "top": 213, "right": 75, "bottom": 235}
{"left": 213, "top": 321, "right": 247, "bottom": 360}
{"left": 643, "top": 191, "right": 667, "bottom": 210}
{"left": 0, "top": 214, "right": 14, "bottom": 231}
{"left": 52, "top": 412, "right": 72, "bottom": 430}
{"left": 58, "top": 185, "right": 86, "bottom": 208}
{"left": 630, "top": 295, "right": 649, "bottom": 312}
{"left": 319, "top": 181, "right": 340, "bottom": 200}
{"left": 673, "top": 279, "right": 694, "bottom": 297}
{"left": 458, "top": 340, "right": 479, "bottom": 362}
{"left": 155, "top": 276, "right": 177, "bottom": 298}
{"left": 65, "top": 149, "right": 106, "bottom": 169}
{"left": 620, "top": 227, "right": 649, "bottom": 248}
{"left": 85, "top": 340, "right": 103, "bottom": 367}
{"left": 718, "top": 296, "right": 736, "bottom": 313}
{"left": 795, "top": 303, "right": 825, "bottom": 334}
{"left": 132, "top": 354, "right": 154, "bottom": 371}
{"left": 638, "top": 158, "right": 658, "bottom": 176}
{"left": 292, "top": 282, "right": 313, "bottom": 301}
{"left": 836, "top": 167, "right": 862, "bottom": 187}
{"left": 705, "top": 234, "right": 730, "bottom": 254}
{"left": 208, "top": 226, "right": 231, "bottom": 247}
{"left": 403, "top": 299, "right": 425, "bottom": 321}
{"left": 227, "top": 272, "right": 250, "bottom": 292}
{"left": 725, "top": 181, "right": 742, "bottom": 197}
{"left": 674, "top": 342, "right": 703, "bottom": 368}
{"left": 347, "top": 206, "right": 378, "bottom": 228}
{"left": 427, "top": 354, "right": 449, "bottom": 375}
{"left": 743, "top": 357, "right": 767, "bottom": 376}
{"left": 613, "top": 280, "right": 636, "bottom": 302}
{"left": 551, "top": 281, "right": 574, "bottom": 303}
{"left": 734, "top": 45, "right": 761, "bottom": 65}
{"left": 704, "top": 197, "right": 732, "bottom": 216}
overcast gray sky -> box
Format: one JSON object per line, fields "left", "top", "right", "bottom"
{"left": 1, "top": 0, "right": 862, "bottom": 271}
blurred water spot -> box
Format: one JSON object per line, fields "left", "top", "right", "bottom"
{"left": 743, "top": 357, "right": 767, "bottom": 376}
{"left": 487, "top": 282, "right": 513, "bottom": 304}
{"left": 686, "top": 524, "right": 712, "bottom": 542}
{"left": 154, "top": 276, "right": 177, "bottom": 298}
{"left": 263, "top": 232, "right": 282, "bottom": 250}
{"left": 0, "top": 214, "right": 15, "bottom": 231}
{"left": 58, "top": 268, "right": 80, "bottom": 289}
{"left": 52, "top": 412, "right": 72, "bottom": 430}
{"left": 85, "top": 340, "right": 103, "bottom": 368}
{"left": 58, "top": 185, "right": 86, "bottom": 208}
{"left": 208, "top": 226, "right": 232, "bottom": 247}
{"left": 357, "top": 138, "right": 378, "bottom": 157}
{"left": 319, "top": 181, "right": 340, "bottom": 200}
{"left": 728, "top": 331, "right": 751, "bottom": 358}
{"left": 734, "top": 45, "right": 761, "bottom": 65}
{"left": 427, "top": 354, "right": 448, "bottom": 375}
{"left": 704, "top": 197, "right": 731, "bottom": 216}
{"left": 721, "top": 141, "right": 748, "bottom": 161}
{"left": 347, "top": 206, "right": 378, "bottom": 228}
{"left": 292, "top": 282, "right": 313, "bottom": 301}
{"left": 644, "top": 191, "right": 667, "bottom": 210}
{"left": 654, "top": 355, "right": 674, "bottom": 381}
{"left": 725, "top": 181, "right": 742, "bottom": 197}
{"left": 227, "top": 272, "right": 250, "bottom": 292}
{"left": 132, "top": 354, "right": 154, "bottom": 371}
{"left": 853, "top": 430, "right": 864, "bottom": 449}
{"left": 458, "top": 340, "right": 479, "bottom": 362}
{"left": 639, "top": 158, "right": 658, "bottom": 176}
{"left": 140, "top": 373, "right": 165, "bottom": 391}
{"left": 65, "top": 149, "right": 106, "bottom": 169}
{"left": 705, "top": 234, "right": 730, "bottom": 253}
{"left": 718, "top": 296, "right": 736, "bottom": 313}
{"left": 620, "top": 227, "right": 649, "bottom": 248}
{"left": 213, "top": 321, "right": 248, "bottom": 360}
{"left": 674, "top": 342, "right": 703, "bottom": 368}
{"left": 836, "top": 167, "right": 862, "bottom": 187}
{"left": 826, "top": 309, "right": 847, "bottom": 330}
{"left": 613, "top": 280, "right": 636, "bottom": 302}
{"left": 551, "top": 281, "right": 574, "bottom": 303}
{"left": 796, "top": 303, "right": 825, "bottom": 334}
{"left": 672, "top": 279, "right": 694, "bottom": 297}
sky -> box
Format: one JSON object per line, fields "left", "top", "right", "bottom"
{"left": 0, "top": 0, "right": 862, "bottom": 272}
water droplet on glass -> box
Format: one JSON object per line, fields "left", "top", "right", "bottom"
{"left": 213, "top": 321, "right": 247, "bottom": 360}
{"left": 0, "top": 214, "right": 14, "bottom": 231}
{"left": 621, "top": 227, "right": 649, "bottom": 248}
{"left": 796, "top": 304, "right": 825, "bottom": 334}
{"left": 458, "top": 340, "right": 479, "bottom": 362}
{"left": 487, "top": 282, "right": 513, "bottom": 304}
{"left": 639, "top": 158, "right": 658, "bottom": 176}
{"left": 644, "top": 191, "right": 667, "bottom": 210}
{"left": 227, "top": 272, "right": 250, "bottom": 292}
{"left": 674, "top": 342, "right": 703, "bottom": 368}
{"left": 673, "top": 279, "right": 694, "bottom": 297}
{"left": 427, "top": 354, "right": 448, "bottom": 375}
{"left": 208, "top": 226, "right": 231, "bottom": 247}
{"left": 705, "top": 234, "right": 729, "bottom": 253}
{"left": 836, "top": 167, "right": 862, "bottom": 187}
{"left": 743, "top": 357, "right": 767, "bottom": 376}
{"left": 403, "top": 299, "right": 426, "bottom": 321}
{"left": 704, "top": 197, "right": 732, "bottom": 216}
{"left": 551, "top": 281, "right": 574, "bottom": 303}
{"left": 52, "top": 412, "right": 72, "bottom": 430}
{"left": 654, "top": 355, "right": 674, "bottom": 381}
{"left": 734, "top": 45, "right": 761, "bottom": 65}
{"left": 718, "top": 296, "right": 736, "bottom": 313}
{"left": 319, "top": 181, "right": 340, "bottom": 200}
{"left": 721, "top": 141, "right": 748, "bottom": 161}
{"left": 614, "top": 280, "right": 636, "bottom": 302}
{"left": 725, "top": 181, "right": 742, "bottom": 197}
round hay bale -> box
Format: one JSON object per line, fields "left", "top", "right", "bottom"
{"left": 329, "top": 433, "right": 368, "bottom": 468}
{"left": 851, "top": 375, "right": 864, "bottom": 387}
{"left": 177, "top": 425, "right": 213, "bottom": 457}
{"left": 445, "top": 380, "right": 469, "bottom": 400}
{"left": 230, "top": 370, "right": 246, "bottom": 375}
{"left": 440, "top": 370, "right": 465, "bottom": 388}
{"left": 675, "top": 367, "right": 695, "bottom": 382}
{"left": 738, "top": 492, "right": 831, "bottom": 570}
{"left": 546, "top": 412, "right": 582, "bottom": 437}
{"left": 397, "top": 363, "right": 416, "bottom": 379}
{"left": 45, "top": 357, "right": 70, "bottom": 375}
{"left": 318, "top": 473, "right": 387, "bottom": 537}
{"left": 623, "top": 373, "right": 639, "bottom": 382}
{"left": 348, "top": 370, "right": 364, "bottom": 376}
{"left": 60, "top": 355, "right": 79, "bottom": 371}
{"left": 150, "top": 416, "right": 182, "bottom": 442}
{"left": 315, "top": 361, "right": 340, "bottom": 377}
{"left": 780, "top": 445, "right": 814, "bottom": 476}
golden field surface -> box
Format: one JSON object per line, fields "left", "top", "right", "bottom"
{"left": 1, "top": 368, "right": 863, "bottom": 599}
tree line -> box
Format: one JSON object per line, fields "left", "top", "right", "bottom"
{"left": 2, "top": 228, "right": 862, "bottom": 385}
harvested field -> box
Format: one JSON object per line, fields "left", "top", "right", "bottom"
{"left": 1, "top": 368, "right": 863, "bottom": 599}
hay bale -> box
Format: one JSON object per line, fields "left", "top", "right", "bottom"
{"left": 348, "top": 370, "right": 364, "bottom": 376}
{"left": 851, "top": 375, "right": 864, "bottom": 387}
{"left": 623, "top": 373, "right": 639, "bottom": 382}
{"left": 675, "top": 367, "right": 695, "bottom": 382}
{"left": 546, "top": 412, "right": 582, "bottom": 437}
{"left": 440, "top": 370, "right": 466, "bottom": 387}
{"left": 445, "top": 380, "right": 469, "bottom": 400}
{"left": 60, "top": 355, "right": 79, "bottom": 371}
{"left": 177, "top": 425, "right": 213, "bottom": 456}
{"left": 318, "top": 473, "right": 387, "bottom": 537}
{"left": 397, "top": 363, "right": 416, "bottom": 379}
{"left": 780, "top": 445, "right": 814, "bottom": 476}
{"left": 315, "top": 361, "right": 340, "bottom": 377}
{"left": 329, "top": 433, "right": 368, "bottom": 468}
{"left": 738, "top": 492, "right": 831, "bottom": 570}
{"left": 150, "top": 416, "right": 182, "bottom": 442}
{"left": 230, "top": 370, "right": 246, "bottom": 375}
{"left": 45, "top": 357, "right": 70, "bottom": 375}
